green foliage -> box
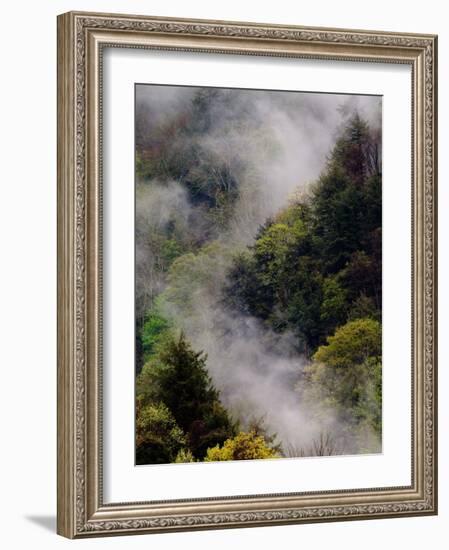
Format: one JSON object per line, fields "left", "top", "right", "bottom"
{"left": 225, "top": 114, "right": 382, "bottom": 355}
{"left": 163, "top": 242, "right": 237, "bottom": 325}
{"left": 136, "top": 402, "right": 186, "bottom": 465}
{"left": 347, "top": 293, "right": 379, "bottom": 322}
{"left": 320, "top": 276, "right": 348, "bottom": 328}
{"left": 205, "top": 431, "right": 278, "bottom": 462}
{"left": 174, "top": 448, "right": 196, "bottom": 463}
{"left": 304, "top": 318, "right": 382, "bottom": 438}
{"left": 310, "top": 171, "right": 365, "bottom": 273}
{"left": 226, "top": 203, "right": 323, "bottom": 350}
{"left": 135, "top": 151, "right": 157, "bottom": 181}
{"left": 312, "top": 318, "right": 381, "bottom": 368}
{"left": 224, "top": 251, "right": 263, "bottom": 317}
{"left": 161, "top": 238, "right": 184, "bottom": 265}
{"left": 140, "top": 309, "right": 172, "bottom": 362}
{"left": 135, "top": 103, "right": 383, "bottom": 461}
{"left": 137, "top": 333, "right": 236, "bottom": 459}
{"left": 354, "top": 358, "right": 382, "bottom": 437}
{"left": 138, "top": 333, "right": 216, "bottom": 427}
{"left": 330, "top": 113, "right": 381, "bottom": 184}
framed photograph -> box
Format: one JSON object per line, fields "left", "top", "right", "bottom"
{"left": 57, "top": 11, "right": 438, "bottom": 538}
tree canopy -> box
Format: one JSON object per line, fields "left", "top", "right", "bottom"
{"left": 205, "top": 431, "right": 279, "bottom": 461}
{"left": 225, "top": 114, "right": 382, "bottom": 354}
{"left": 137, "top": 333, "right": 237, "bottom": 460}
{"left": 135, "top": 93, "right": 383, "bottom": 462}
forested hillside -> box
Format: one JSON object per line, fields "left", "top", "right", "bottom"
{"left": 135, "top": 85, "right": 382, "bottom": 464}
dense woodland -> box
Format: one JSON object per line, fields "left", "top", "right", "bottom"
{"left": 135, "top": 86, "right": 382, "bottom": 464}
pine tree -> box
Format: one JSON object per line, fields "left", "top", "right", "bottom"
{"left": 137, "top": 333, "right": 237, "bottom": 459}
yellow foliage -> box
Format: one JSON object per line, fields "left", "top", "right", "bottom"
{"left": 205, "top": 431, "right": 278, "bottom": 462}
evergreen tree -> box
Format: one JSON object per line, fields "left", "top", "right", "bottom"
{"left": 137, "top": 333, "right": 236, "bottom": 459}
{"left": 225, "top": 114, "right": 382, "bottom": 355}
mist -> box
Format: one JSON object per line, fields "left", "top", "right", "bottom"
{"left": 136, "top": 84, "right": 382, "bottom": 456}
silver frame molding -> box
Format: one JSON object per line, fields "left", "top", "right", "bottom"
{"left": 57, "top": 11, "right": 438, "bottom": 538}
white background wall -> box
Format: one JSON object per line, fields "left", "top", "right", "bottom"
{"left": 0, "top": 1, "right": 446, "bottom": 548}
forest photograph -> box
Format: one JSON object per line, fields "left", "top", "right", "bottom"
{"left": 134, "top": 83, "right": 382, "bottom": 466}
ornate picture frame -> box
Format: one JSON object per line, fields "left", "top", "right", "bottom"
{"left": 57, "top": 11, "right": 437, "bottom": 538}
